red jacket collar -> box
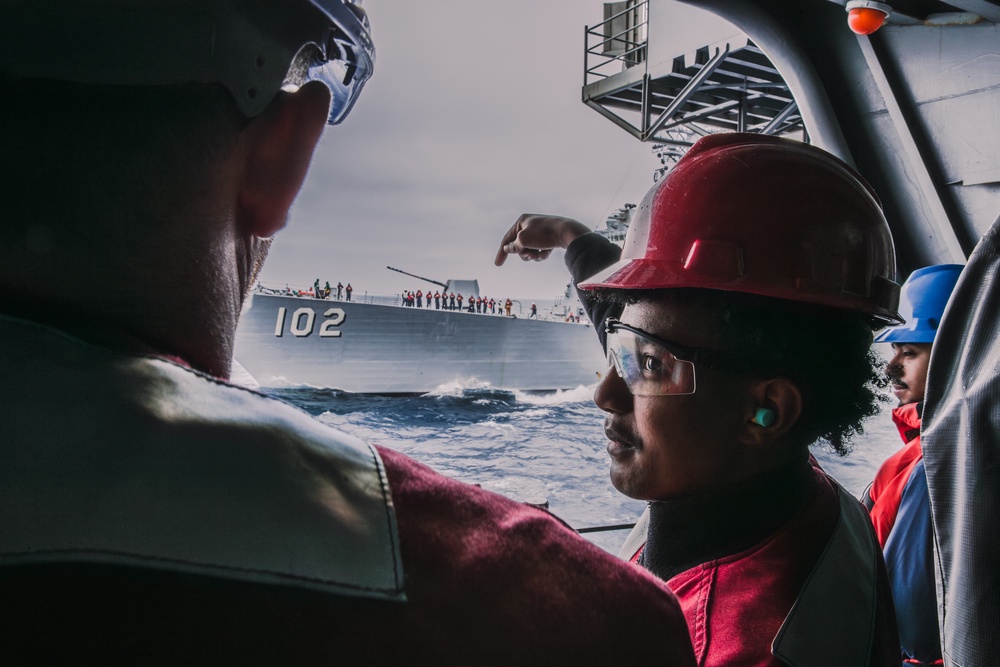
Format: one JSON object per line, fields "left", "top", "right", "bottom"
{"left": 891, "top": 402, "right": 922, "bottom": 445}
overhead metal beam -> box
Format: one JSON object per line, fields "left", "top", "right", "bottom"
{"left": 759, "top": 100, "right": 799, "bottom": 134}
{"left": 856, "top": 36, "right": 968, "bottom": 261}
{"left": 941, "top": 0, "right": 1000, "bottom": 22}
{"left": 583, "top": 99, "right": 642, "bottom": 140}
{"left": 583, "top": 21, "right": 805, "bottom": 144}
{"left": 658, "top": 99, "right": 741, "bottom": 131}
{"left": 645, "top": 45, "right": 731, "bottom": 139}
{"left": 641, "top": 74, "right": 652, "bottom": 136}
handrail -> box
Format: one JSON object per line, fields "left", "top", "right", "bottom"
{"left": 584, "top": 0, "right": 648, "bottom": 85}
{"left": 577, "top": 522, "right": 635, "bottom": 534}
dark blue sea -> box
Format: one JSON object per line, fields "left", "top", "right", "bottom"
{"left": 262, "top": 381, "right": 902, "bottom": 554}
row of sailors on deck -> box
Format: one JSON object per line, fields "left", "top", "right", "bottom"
{"left": 402, "top": 290, "right": 514, "bottom": 315}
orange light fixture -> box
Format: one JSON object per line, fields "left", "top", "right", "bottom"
{"left": 846, "top": 0, "right": 892, "bottom": 34}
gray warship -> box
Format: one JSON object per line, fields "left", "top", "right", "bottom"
{"left": 233, "top": 267, "right": 608, "bottom": 394}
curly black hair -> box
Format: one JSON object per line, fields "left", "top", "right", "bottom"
{"left": 599, "top": 287, "right": 890, "bottom": 455}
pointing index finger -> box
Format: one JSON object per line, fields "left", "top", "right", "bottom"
{"left": 494, "top": 221, "right": 523, "bottom": 266}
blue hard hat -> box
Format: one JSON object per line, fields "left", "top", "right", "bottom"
{"left": 874, "top": 264, "right": 963, "bottom": 344}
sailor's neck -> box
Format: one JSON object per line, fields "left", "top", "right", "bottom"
{"left": 641, "top": 455, "right": 814, "bottom": 581}
{"left": 0, "top": 287, "right": 233, "bottom": 379}
{"left": 0, "top": 221, "right": 250, "bottom": 379}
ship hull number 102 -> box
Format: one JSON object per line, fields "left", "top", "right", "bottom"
{"left": 274, "top": 306, "right": 346, "bottom": 338}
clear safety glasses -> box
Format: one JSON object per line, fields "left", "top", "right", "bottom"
{"left": 604, "top": 318, "right": 743, "bottom": 396}
{"left": 285, "top": 1, "right": 375, "bottom": 125}
{"left": 286, "top": 47, "right": 371, "bottom": 125}
{"left": 604, "top": 319, "right": 697, "bottom": 395}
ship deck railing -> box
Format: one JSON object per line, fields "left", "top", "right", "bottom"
{"left": 253, "top": 284, "right": 592, "bottom": 325}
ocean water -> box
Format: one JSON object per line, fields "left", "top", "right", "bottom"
{"left": 263, "top": 380, "right": 902, "bottom": 554}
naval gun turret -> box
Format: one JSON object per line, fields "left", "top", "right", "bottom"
{"left": 386, "top": 266, "right": 479, "bottom": 297}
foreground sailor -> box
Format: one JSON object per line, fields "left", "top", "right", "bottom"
{"left": 497, "top": 134, "right": 900, "bottom": 665}
{"left": 864, "top": 265, "right": 962, "bottom": 666}
{"left": 0, "top": 2, "right": 697, "bottom": 664}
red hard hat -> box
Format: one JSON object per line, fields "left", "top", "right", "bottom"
{"left": 580, "top": 133, "right": 902, "bottom": 324}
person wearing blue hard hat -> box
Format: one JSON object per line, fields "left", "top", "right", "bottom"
{"left": 875, "top": 264, "right": 964, "bottom": 406}
{"left": 864, "top": 263, "right": 963, "bottom": 667}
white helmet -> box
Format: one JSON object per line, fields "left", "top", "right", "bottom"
{"left": 0, "top": 0, "right": 375, "bottom": 125}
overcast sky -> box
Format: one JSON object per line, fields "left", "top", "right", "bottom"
{"left": 257, "top": 0, "right": 663, "bottom": 300}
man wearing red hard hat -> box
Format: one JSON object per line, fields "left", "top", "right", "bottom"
{"left": 497, "top": 133, "right": 901, "bottom": 665}
{"left": 0, "top": 2, "right": 698, "bottom": 664}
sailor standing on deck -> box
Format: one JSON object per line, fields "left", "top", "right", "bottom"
{"left": 496, "top": 134, "right": 901, "bottom": 666}
{"left": 0, "top": 2, "right": 697, "bottom": 664}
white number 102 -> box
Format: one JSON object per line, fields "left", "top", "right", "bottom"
{"left": 274, "top": 307, "right": 346, "bottom": 338}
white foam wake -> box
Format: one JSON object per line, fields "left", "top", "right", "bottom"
{"left": 425, "top": 377, "right": 498, "bottom": 396}
{"left": 512, "top": 384, "right": 597, "bottom": 405}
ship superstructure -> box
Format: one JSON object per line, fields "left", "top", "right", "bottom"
{"left": 582, "top": 0, "right": 996, "bottom": 273}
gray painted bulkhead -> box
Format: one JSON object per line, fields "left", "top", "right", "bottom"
{"left": 678, "top": 0, "right": 1000, "bottom": 275}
